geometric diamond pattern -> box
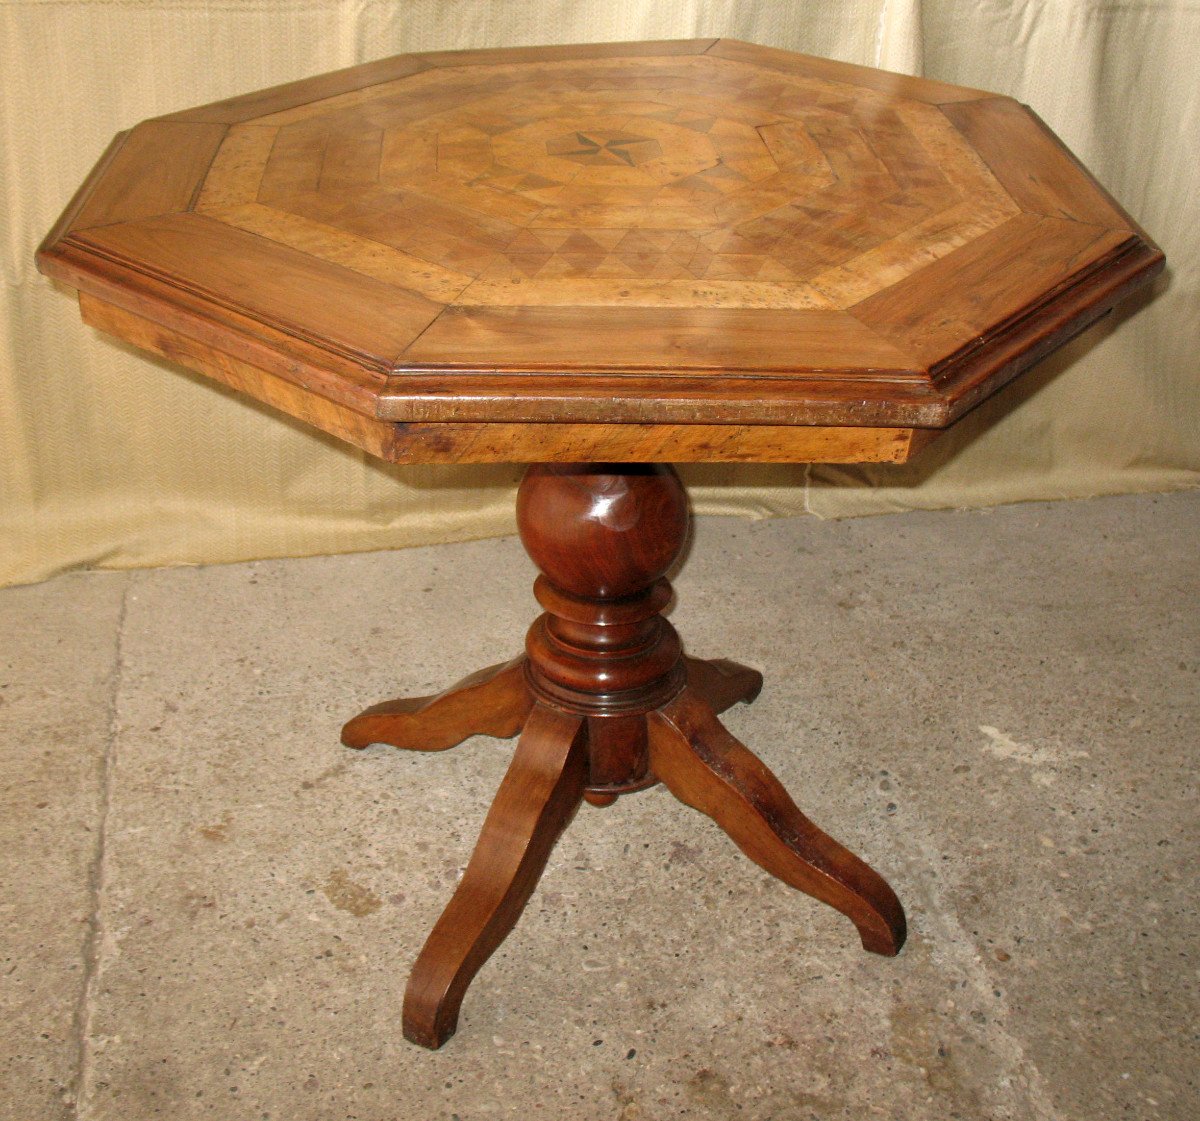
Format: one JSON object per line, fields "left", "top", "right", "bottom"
{"left": 195, "top": 55, "right": 1019, "bottom": 310}
{"left": 41, "top": 38, "right": 1160, "bottom": 434}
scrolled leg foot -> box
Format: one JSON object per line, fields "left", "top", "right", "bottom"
{"left": 341, "top": 657, "right": 533, "bottom": 751}
{"left": 684, "top": 655, "right": 764, "bottom": 714}
{"left": 647, "top": 689, "right": 906, "bottom": 957}
{"left": 402, "top": 704, "right": 587, "bottom": 1048}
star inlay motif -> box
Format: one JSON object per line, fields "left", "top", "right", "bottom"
{"left": 545, "top": 129, "right": 663, "bottom": 167}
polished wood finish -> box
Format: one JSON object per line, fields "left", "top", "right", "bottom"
{"left": 337, "top": 646, "right": 762, "bottom": 761}
{"left": 402, "top": 704, "right": 587, "bottom": 1049}
{"left": 340, "top": 658, "right": 532, "bottom": 751}
{"left": 39, "top": 39, "right": 1162, "bottom": 456}
{"left": 647, "top": 689, "right": 905, "bottom": 956}
{"left": 684, "top": 655, "right": 764, "bottom": 712}
{"left": 78, "top": 295, "right": 938, "bottom": 463}
{"left": 40, "top": 41, "right": 1163, "bottom": 1050}
{"left": 518, "top": 465, "right": 687, "bottom": 805}
{"left": 345, "top": 465, "right": 905, "bottom": 1047}
{"left": 67, "top": 122, "right": 227, "bottom": 233}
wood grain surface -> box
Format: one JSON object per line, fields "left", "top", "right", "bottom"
{"left": 400, "top": 703, "right": 588, "bottom": 1048}
{"left": 79, "top": 295, "right": 938, "bottom": 463}
{"left": 67, "top": 121, "right": 227, "bottom": 233}
{"left": 39, "top": 38, "right": 1164, "bottom": 456}
{"left": 648, "top": 687, "right": 906, "bottom": 956}
{"left": 339, "top": 463, "right": 906, "bottom": 1046}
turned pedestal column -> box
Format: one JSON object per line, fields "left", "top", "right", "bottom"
{"left": 40, "top": 32, "right": 1163, "bottom": 1058}
{"left": 342, "top": 464, "right": 906, "bottom": 1048}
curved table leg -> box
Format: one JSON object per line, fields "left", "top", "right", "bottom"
{"left": 647, "top": 689, "right": 906, "bottom": 957}
{"left": 341, "top": 657, "right": 533, "bottom": 751}
{"left": 402, "top": 704, "right": 587, "bottom": 1048}
{"left": 684, "top": 655, "right": 764, "bottom": 714}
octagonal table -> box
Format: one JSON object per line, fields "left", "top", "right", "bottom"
{"left": 38, "top": 38, "right": 1163, "bottom": 1048}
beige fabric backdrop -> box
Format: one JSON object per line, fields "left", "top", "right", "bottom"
{"left": 2, "top": 1, "right": 1196, "bottom": 588}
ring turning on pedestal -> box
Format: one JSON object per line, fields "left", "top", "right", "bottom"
{"left": 341, "top": 464, "right": 906, "bottom": 1048}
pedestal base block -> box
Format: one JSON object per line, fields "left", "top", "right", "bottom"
{"left": 341, "top": 465, "right": 906, "bottom": 1048}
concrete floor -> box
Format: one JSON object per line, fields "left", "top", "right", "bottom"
{"left": 1, "top": 491, "right": 1196, "bottom": 1121}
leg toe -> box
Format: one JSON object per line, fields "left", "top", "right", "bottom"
{"left": 648, "top": 689, "right": 906, "bottom": 956}
{"left": 402, "top": 705, "right": 587, "bottom": 1047}
{"left": 341, "top": 657, "right": 533, "bottom": 752}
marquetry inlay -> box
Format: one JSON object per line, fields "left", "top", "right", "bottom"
{"left": 545, "top": 129, "right": 663, "bottom": 167}
{"left": 39, "top": 39, "right": 1161, "bottom": 439}
{"left": 192, "top": 55, "right": 1025, "bottom": 312}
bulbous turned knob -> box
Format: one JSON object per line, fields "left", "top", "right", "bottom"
{"left": 516, "top": 464, "right": 689, "bottom": 600}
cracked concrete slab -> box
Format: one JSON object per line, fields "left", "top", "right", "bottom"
{"left": 1, "top": 492, "right": 1196, "bottom": 1120}
{"left": 0, "top": 570, "right": 128, "bottom": 1120}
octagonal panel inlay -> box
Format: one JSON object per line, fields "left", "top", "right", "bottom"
{"left": 188, "top": 54, "right": 1038, "bottom": 313}
{"left": 39, "top": 38, "right": 1162, "bottom": 436}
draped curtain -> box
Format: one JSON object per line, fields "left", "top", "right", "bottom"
{"left": 2, "top": 1, "right": 1195, "bottom": 587}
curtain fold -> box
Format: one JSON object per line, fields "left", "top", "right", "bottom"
{"left": 2, "top": 1, "right": 1195, "bottom": 587}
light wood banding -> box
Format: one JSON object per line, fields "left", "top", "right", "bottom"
{"left": 40, "top": 38, "right": 1164, "bottom": 454}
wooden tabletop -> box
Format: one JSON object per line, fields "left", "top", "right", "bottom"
{"left": 38, "top": 39, "right": 1162, "bottom": 464}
